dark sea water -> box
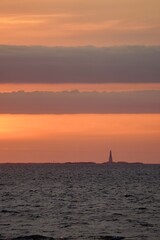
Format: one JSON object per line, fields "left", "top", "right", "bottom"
{"left": 0, "top": 163, "right": 160, "bottom": 240}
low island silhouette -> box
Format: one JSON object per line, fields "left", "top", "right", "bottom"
{"left": 63, "top": 150, "right": 144, "bottom": 165}
{"left": 56, "top": 150, "right": 144, "bottom": 165}
{"left": 105, "top": 150, "right": 143, "bottom": 165}
{"left": 1, "top": 150, "right": 144, "bottom": 165}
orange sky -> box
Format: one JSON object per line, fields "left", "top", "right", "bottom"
{"left": 0, "top": 0, "right": 160, "bottom": 46}
{"left": 0, "top": 114, "right": 160, "bottom": 164}
{"left": 1, "top": 83, "right": 160, "bottom": 92}
{"left": 0, "top": 1, "right": 160, "bottom": 164}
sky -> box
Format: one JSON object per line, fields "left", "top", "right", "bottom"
{"left": 0, "top": 0, "right": 160, "bottom": 163}
{"left": 0, "top": 0, "right": 160, "bottom": 46}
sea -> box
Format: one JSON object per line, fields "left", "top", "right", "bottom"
{"left": 0, "top": 163, "right": 160, "bottom": 240}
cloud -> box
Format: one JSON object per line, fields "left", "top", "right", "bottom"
{"left": 0, "top": 45, "right": 160, "bottom": 84}
{"left": 0, "top": 1, "right": 159, "bottom": 46}
{"left": 0, "top": 16, "right": 45, "bottom": 25}
{"left": 0, "top": 90, "right": 159, "bottom": 114}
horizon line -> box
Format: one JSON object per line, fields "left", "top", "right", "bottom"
{"left": 0, "top": 162, "right": 159, "bottom": 165}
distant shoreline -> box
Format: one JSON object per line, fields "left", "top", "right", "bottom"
{"left": 0, "top": 162, "right": 159, "bottom": 165}
{"left": 105, "top": 161, "right": 144, "bottom": 165}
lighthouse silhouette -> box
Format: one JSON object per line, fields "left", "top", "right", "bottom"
{"left": 108, "top": 150, "right": 113, "bottom": 163}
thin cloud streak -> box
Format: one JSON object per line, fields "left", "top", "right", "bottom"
{"left": 0, "top": 1, "right": 159, "bottom": 45}
{"left": 0, "top": 45, "right": 160, "bottom": 84}
{"left": 0, "top": 13, "right": 76, "bottom": 25}
{"left": 0, "top": 90, "right": 159, "bottom": 114}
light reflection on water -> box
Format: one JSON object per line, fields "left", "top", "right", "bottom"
{"left": 0, "top": 163, "right": 160, "bottom": 240}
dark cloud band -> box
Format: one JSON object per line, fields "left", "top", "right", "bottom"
{"left": 0, "top": 45, "right": 160, "bottom": 84}
{"left": 0, "top": 90, "right": 159, "bottom": 114}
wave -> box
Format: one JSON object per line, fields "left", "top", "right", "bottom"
{"left": 5, "top": 235, "right": 54, "bottom": 240}
{"left": 0, "top": 234, "right": 125, "bottom": 240}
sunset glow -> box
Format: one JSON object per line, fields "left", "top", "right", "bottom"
{"left": 0, "top": 114, "right": 160, "bottom": 163}
{"left": 1, "top": 83, "right": 160, "bottom": 93}
{"left": 0, "top": 0, "right": 160, "bottom": 164}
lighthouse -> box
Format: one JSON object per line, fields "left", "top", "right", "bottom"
{"left": 108, "top": 150, "right": 113, "bottom": 163}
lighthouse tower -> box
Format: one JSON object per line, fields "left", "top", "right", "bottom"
{"left": 108, "top": 150, "right": 113, "bottom": 163}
